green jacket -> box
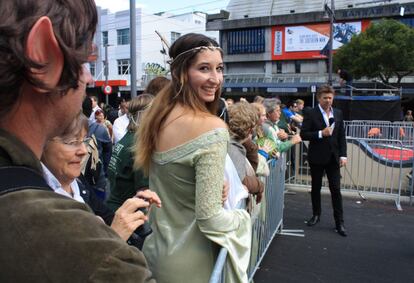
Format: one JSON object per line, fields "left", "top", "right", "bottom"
{"left": 107, "top": 131, "right": 149, "bottom": 212}
{"left": 0, "top": 129, "right": 155, "bottom": 282}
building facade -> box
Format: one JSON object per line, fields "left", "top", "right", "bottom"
{"left": 91, "top": 7, "right": 218, "bottom": 95}
{"left": 206, "top": 0, "right": 414, "bottom": 98}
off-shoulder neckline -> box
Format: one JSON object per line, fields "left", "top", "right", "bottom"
{"left": 152, "top": 128, "right": 228, "bottom": 164}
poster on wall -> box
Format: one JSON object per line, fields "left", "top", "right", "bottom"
{"left": 271, "top": 20, "right": 370, "bottom": 60}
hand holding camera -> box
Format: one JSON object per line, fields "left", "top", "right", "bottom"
{"left": 111, "top": 190, "right": 161, "bottom": 241}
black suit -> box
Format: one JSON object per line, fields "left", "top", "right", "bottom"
{"left": 300, "top": 106, "right": 347, "bottom": 225}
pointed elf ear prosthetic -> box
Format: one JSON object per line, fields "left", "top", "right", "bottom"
{"left": 25, "top": 16, "right": 64, "bottom": 92}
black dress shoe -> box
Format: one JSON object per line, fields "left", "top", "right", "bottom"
{"left": 306, "top": 215, "right": 320, "bottom": 226}
{"left": 335, "top": 224, "right": 347, "bottom": 237}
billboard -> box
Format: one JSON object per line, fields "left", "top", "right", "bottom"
{"left": 271, "top": 20, "right": 370, "bottom": 60}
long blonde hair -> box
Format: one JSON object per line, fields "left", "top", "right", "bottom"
{"left": 134, "top": 33, "right": 222, "bottom": 175}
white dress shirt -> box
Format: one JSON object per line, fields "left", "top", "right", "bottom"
{"left": 113, "top": 114, "right": 129, "bottom": 144}
{"left": 317, "top": 104, "right": 334, "bottom": 139}
{"left": 41, "top": 163, "right": 85, "bottom": 203}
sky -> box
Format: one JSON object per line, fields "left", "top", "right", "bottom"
{"left": 94, "top": 0, "right": 230, "bottom": 15}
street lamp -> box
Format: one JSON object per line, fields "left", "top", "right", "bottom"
{"left": 104, "top": 43, "right": 110, "bottom": 105}
{"left": 130, "top": 0, "right": 137, "bottom": 98}
{"left": 324, "top": 0, "right": 335, "bottom": 86}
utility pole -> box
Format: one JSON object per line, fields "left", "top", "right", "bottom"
{"left": 325, "top": 0, "right": 335, "bottom": 86}
{"left": 104, "top": 43, "right": 109, "bottom": 105}
{"left": 130, "top": 0, "right": 137, "bottom": 98}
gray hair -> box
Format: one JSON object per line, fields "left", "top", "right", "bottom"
{"left": 263, "top": 98, "right": 281, "bottom": 114}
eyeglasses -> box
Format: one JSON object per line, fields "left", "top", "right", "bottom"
{"left": 52, "top": 137, "right": 92, "bottom": 148}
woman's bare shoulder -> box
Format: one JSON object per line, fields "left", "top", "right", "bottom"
{"left": 192, "top": 115, "right": 227, "bottom": 134}
{"left": 157, "top": 114, "right": 227, "bottom": 152}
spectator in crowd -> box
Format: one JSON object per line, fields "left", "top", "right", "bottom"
{"left": 95, "top": 108, "right": 113, "bottom": 141}
{"left": 41, "top": 113, "right": 161, "bottom": 249}
{"left": 81, "top": 97, "right": 110, "bottom": 198}
{"left": 135, "top": 33, "right": 251, "bottom": 283}
{"left": 89, "top": 95, "right": 102, "bottom": 122}
{"left": 281, "top": 100, "right": 303, "bottom": 132}
{"left": 119, "top": 97, "right": 129, "bottom": 115}
{"left": 337, "top": 68, "right": 353, "bottom": 96}
{"left": 113, "top": 98, "right": 130, "bottom": 143}
{"left": 295, "top": 99, "right": 305, "bottom": 115}
{"left": 89, "top": 110, "right": 112, "bottom": 177}
{"left": 263, "top": 98, "right": 302, "bottom": 153}
{"left": 404, "top": 110, "right": 414, "bottom": 121}
{"left": 226, "top": 97, "right": 235, "bottom": 107}
{"left": 254, "top": 95, "right": 265, "bottom": 104}
{"left": 251, "top": 102, "right": 274, "bottom": 175}
{"left": 0, "top": 0, "right": 155, "bottom": 281}
{"left": 300, "top": 85, "right": 347, "bottom": 237}
{"left": 104, "top": 97, "right": 124, "bottom": 124}
{"left": 144, "top": 76, "right": 170, "bottom": 96}
{"left": 252, "top": 102, "right": 277, "bottom": 158}
{"left": 107, "top": 94, "right": 153, "bottom": 212}
{"left": 227, "top": 102, "right": 264, "bottom": 204}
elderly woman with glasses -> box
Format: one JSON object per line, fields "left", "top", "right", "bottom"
{"left": 41, "top": 112, "right": 161, "bottom": 248}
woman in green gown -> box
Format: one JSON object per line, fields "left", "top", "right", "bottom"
{"left": 135, "top": 33, "right": 251, "bottom": 283}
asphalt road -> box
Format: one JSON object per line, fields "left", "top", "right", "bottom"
{"left": 254, "top": 190, "right": 414, "bottom": 283}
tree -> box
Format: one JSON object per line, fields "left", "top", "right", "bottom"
{"left": 334, "top": 19, "right": 414, "bottom": 84}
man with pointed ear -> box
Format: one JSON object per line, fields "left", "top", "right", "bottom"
{"left": 0, "top": 1, "right": 154, "bottom": 282}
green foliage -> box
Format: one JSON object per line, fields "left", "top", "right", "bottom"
{"left": 144, "top": 63, "right": 168, "bottom": 76}
{"left": 334, "top": 19, "right": 414, "bottom": 84}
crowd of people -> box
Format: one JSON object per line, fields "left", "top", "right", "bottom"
{"left": 0, "top": 1, "right": 349, "bottom": 282}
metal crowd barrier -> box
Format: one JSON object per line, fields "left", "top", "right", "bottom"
{"left": 344, "top": 120, "right": 414, "bottom": 147}
{"left": 209, "top": 154, "right": 287, "bottom": 283}
{"left": 344, "top": 120, "right": 414, "bottom": 206}
{"left": 285, "top": 137, "right": 411, "bottom": 210}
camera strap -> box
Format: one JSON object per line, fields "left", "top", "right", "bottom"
{"left": 0, "top": 166, "right": 51, "bottom": 196}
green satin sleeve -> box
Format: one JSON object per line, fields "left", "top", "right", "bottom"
{"left": 194, "top": 140, "right": 252, "bottom": 283}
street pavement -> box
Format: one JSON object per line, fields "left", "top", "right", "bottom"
{"left": 254, "top": 190, "right": 414, "bottom": 283}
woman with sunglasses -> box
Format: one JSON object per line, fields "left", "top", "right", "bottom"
{"left": 41, "top": 112, "right": 161, "bottom": 248}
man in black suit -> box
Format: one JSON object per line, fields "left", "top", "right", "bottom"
{"left": 300, "top": 85, "right": 348, "bottom": 237}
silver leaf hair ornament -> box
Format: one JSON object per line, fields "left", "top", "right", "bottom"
{"left": 168, "top": 46, "right": 223, "bottom": 65}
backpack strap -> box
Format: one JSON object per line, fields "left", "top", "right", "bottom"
{"left": 0, "top": 166, "right": 51, "bottom": 195}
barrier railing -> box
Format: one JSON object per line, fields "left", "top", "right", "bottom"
{"left": 209, "top": 154, "right": 287, "bottom": 283}
{"left": 344, "top": 120, "right": 414, "bottom": 147}
{"left": 285, "top": 137, "right": 410, "bottom": 210}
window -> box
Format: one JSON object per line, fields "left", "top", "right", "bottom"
{"left": 117, "top": 28, "right": 130, "bottom": 45}
{"left": 89, "top": 62, "right": 96, "bottom": 76}
{"left": 102, "top": 31, "right": 108, "bottom": 46}
{"left": 195, "top": 20, "right": 202, "bottom": 25}
{"left": 171, "top": 32, "right": 181, "bottom": 44}
{"left": 117, "top": 59, "right": 130, "bottom": 75}
{"left": 295, "top": 61, "right": 301, "bottom": 74}
{"left": 227, "top": 28, "right": 265, "bottom": 55}
{"left": 276, "top": 62, "right": 282, "bottom": 74}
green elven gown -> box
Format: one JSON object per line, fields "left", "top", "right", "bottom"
{"left": 143, "top": 129, "right": 251, "bottom": 283}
